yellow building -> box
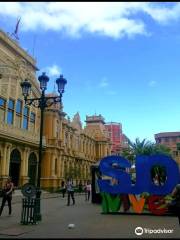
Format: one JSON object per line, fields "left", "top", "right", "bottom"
{"left": 0, "top": 30, "right": 111, "bottom": 191}
{"left": 0, "top": 30, "right": 41, "bottom": 188}
{"left": 42, "top": 101, "right": 111, "bottom": 190}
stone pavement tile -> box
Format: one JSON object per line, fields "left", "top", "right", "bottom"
{"left": 0, "top": 227, "right": 32, "bottom": 236}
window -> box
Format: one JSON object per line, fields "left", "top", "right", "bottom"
{"left": 0, "top": 97, "right": 6, "bottom": 123}
{"left": 30, "top": 112, "right": 35, "bottom": 123}
{"left": 115, "top": 131, "right": 120, "bottom": 138}
{"left": 7, "top": 99, "right": 15, "bottom": 125}
{"left": 0, "top": 98, "right": 6, "bottom": 108}
{"left": 16, "top": 99, "right": 22, "bottom": 114}
{"left": 23, "top": 106, "right": 29, "bottom": 129}
{"left": 29, "top": 112, "right": 36, "bottom": 131}
{"left": 15, "top": 99, "right": 23, "bottom": 128}
{"left": 8, "top": 99, "right": 14, "bottom": 109}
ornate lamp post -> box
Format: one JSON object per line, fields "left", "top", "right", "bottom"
{"left": 20, "top": 72, "right": 67, "bottom": 221}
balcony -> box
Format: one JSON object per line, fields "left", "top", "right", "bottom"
{"left": 0, "top": 122, "right": 41, "bottom": 146}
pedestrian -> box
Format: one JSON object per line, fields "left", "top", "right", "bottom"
{"left": 66, "top": 178, "right": 75, "bottom": 206}
{"left": 85, "top": 181, "right": 91, "bottom": 201}
{"left": 0, "top": 177, "right": 14, "bottom": 216}
{"left": 61, "top": 181, "right": 66, "bottom": 198}
{"left": 168, "top": 183, "right": 180, "bottom": 225}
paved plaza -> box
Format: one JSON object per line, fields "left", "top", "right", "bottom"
{"left": 0, "top": 192, "right": 179, "bottom": 238}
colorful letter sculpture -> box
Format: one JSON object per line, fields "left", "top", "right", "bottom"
{"left": 98, "top": 154, "right": 180, "bottom": 215}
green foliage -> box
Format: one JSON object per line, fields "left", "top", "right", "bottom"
{"left": 121, "top": 138, "right": 171, "bottom": 163}
{"left": 121, "top": 138, "right": 172, "bottom": 184}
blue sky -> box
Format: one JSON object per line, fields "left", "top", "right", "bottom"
{"left": 1, "top": 2, "right": 180, "bottom": 142}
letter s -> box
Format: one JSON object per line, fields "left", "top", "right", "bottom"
{"left": 98, "top": 155, "right": 132, "bottom": 194}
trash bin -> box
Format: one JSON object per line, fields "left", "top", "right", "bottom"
{"left": 21, "top": 197, "right": 38, "bottom": 225}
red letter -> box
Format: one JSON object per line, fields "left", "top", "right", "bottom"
{"left": 148, "top": 196, "right": 167, "bottom": 215}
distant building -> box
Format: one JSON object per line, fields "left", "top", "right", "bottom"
{"left": 121, "top": 134, "right": 130, "bottom": 149}
{"left": 154, "top": 132, "right": 180, "bottom": 165}
{"left": 105, "top": 122, "right": 122, "bottom": 155}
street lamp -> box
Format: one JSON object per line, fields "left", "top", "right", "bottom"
{"left": 20, "top": 72, "right": 67, "bottom": 221}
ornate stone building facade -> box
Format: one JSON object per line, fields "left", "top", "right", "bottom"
{"left": 0, "top": 30, "right": 111, "bottom": 190}
{"left": 42, "top": 106, "right": 111, "bottom": 190}
{"left": 0, "top": 30, "right": 41, "bottom": 188}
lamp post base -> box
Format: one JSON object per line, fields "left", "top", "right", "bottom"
{"left": 36, "top": 188, "right": 42, "bottom": 221}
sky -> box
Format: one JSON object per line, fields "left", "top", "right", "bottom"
{"left": 1, "top": 2, "right": 180, "bottom": 143}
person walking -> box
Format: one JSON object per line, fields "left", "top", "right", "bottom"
{"left": 0, "top": 177, "right": 14, "bottom": 216}
{"left": 66, "top": 178, "right": 75, "bottom": 206}
{"left": 85, "top": 181, "right": 91, "bottom": 201}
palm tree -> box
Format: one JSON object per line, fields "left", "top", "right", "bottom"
{"left": 121, "top": 138, "right": 154, "bottom": 164}
{"left": 129, "top": 138, "right": 155, "bottom": 155}
{"left": 121, "top": 138, "right": 171, "bottom": 185}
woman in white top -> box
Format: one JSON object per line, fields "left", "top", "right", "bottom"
{"left": 85, "top": 181, "right": 91, "bottom": 201}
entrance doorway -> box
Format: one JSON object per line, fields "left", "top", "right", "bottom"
{"left": 28, "top": 152, "right": 37, "bottom": 185}
{"left": 9, "top": 149, "right": 21, "bottom": 187}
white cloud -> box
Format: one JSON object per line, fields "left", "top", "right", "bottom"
{"left": 99, "top": 77, "right": 109, "bottom": 88}
{"left": 142, "top": 3, "right": 180, "bottom": 24}
{"left": 0, "top": 2, "right": 180, "bottom": 39}
{"left": 43, "top": 64, "right": 61, "bottom": 77}
{"left": 148, "top": 80, "right": 157, "bottom": 87}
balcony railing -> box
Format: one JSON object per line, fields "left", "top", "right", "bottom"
{"left": 0, "top": 122, "right": 42, "bottom": 145}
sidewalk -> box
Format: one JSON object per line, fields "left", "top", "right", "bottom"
{"left": 0, "top": 194, "right": 179, "bottom": 238}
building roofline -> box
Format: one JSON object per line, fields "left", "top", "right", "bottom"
{"left": 155, "top": 132, "right": 180, "bottom": 138}
{"left": 0, "top": 30, "right": 38, "bottom": 71}
{"left": 105, "top": 122, "right": 122, "bottom": 125}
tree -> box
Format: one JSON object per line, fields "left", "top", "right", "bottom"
{"left": 121, "top": 138, "right": 172, "bottom": 185}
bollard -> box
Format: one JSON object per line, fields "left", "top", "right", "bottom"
{"left": 21, "top": 197, "right": 38, "bottom": 225}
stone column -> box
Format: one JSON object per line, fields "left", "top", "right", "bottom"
{"left": 20, "top": 147, "right": 30, "bottom": 186}
{"left": 57, "top": 154, "right": 61, "bottom": 178}
{"left": 1, "top": 143, "right": 12, "bottom": 181}
{"left": 67, "top": 132, "right": 70, "bottom": 149}
{"left": 61, "top": 158, "right": 64, "bottom": 178}
{"left": 1, "top": 144, "right": 7, "bottom": 177}
{"left": 53, "top": 117, "right": 56, "bottom": 138}
{"left": 5, "top": 143, "right": 12, "bottom": 176}
{"left": 51, "top": 152, "right": 55, "bottom": 177}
